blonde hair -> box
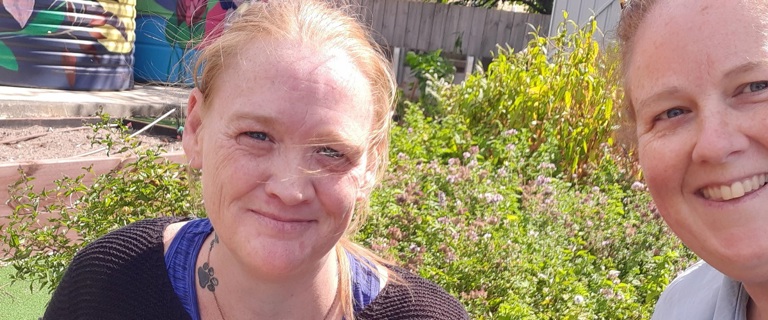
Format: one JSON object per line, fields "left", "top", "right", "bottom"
{"left": 614, "top": 0, "right": 659, "bottom": 150}
{"left": 193, "top": 0, "right": 398, "bottom": 318}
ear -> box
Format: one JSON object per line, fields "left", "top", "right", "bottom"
{"left": 183, "top": 88, "right": 205, "bottom": 169}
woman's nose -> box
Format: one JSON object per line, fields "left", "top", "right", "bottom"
{"left": 263, "top": 153, "right": 314, "bottom": 206}
{"left": 691, "top": 106, "right": 749, "bottom": 164}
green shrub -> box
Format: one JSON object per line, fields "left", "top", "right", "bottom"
{"left": 405, "top": 49, "right": 456, "bottom": 94}
{"left": 435, "top": 18, "right": 623, "bottom": 182}
{"left": 369, "top": 16, "right": 695, "bottom": 319}
{"left": 404, "top": 49, "right": 457, "bottom": 117}
{"left": 1, "top": 117, "right": 201, "bottom": 292}
{"left": 360, "top": 147, "right": 696, "bottom": 318}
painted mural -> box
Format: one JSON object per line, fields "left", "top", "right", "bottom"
{"left": 134, "top": 0, "right": 246, "bottom": 83}
{"left": 0, "top": 0, "right": 136, "bottom": 90}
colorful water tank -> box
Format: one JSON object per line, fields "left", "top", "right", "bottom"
{"left": 0, "top": 0, "right": 136, "bottom": 91}
{"left": 134, "top": 0, "right": 240, "bottom": 84}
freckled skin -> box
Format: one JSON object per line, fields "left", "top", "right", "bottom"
{"left": 628, "top": 0, "right": 768, "bottom": 290}
{"left": 184, "top": 38, "right": 374, "bottom": 281}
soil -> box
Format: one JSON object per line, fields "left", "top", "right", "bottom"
{"left": 0, "top": 125, "right": 184, "bottom": 162}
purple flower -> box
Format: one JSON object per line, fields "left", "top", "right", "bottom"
{"left": 538, "top": 162, "right": 556, "bottom": 170}
{"left": 482, "top": 192, "right": 504, "bottom": 204}
{"left": 437, "top": 191, "right": 447, "bottom": 207}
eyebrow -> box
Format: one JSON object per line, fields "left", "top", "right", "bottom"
{"left": 636, "top": 86, "right": 683, "bottom": 111}
{"left": 307, "top": 133, "right": 367, "bottom": 150}
{"left": 229, "top": 112, "right": 279, "bottom": 128}
{"left": 723, "top": 60, "right": 768, "bottom": 79}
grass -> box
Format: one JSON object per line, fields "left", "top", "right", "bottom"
{"left": 0, "top": 265, "right": 49, "bottom": 320}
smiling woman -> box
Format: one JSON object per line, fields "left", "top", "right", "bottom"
{"left": 40, "top": 1, "right": 468, "bottom": 319}
{"left": 617, "top": 0, "right": 768, "bottom": 319}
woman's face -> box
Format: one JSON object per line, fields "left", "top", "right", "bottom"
{"left": 184, "top": 40, "right": 374, "bottom": 278}
{"left": 628, "top": 0, "right": 768, "bottom": 282}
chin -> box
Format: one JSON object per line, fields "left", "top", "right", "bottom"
{"left": 703, "top": 242, "right": 768, "bottom": 282}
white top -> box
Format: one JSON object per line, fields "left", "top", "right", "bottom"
{"left": 652, "top": 260, "right": 749, "bottom": 320}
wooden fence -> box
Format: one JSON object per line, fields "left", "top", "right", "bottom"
{"left": 550, "top": 0, "right": 621, "bottom": 47}
{"left": 351, "top": 0, "right": 551, "bottom": 58}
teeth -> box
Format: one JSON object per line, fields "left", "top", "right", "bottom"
{"left": 702, "top": 174, "right": 768, "bottom": 201}
{"left": 752, "top": 176, "right": 761, "bottom": 192}
{"left": 710, "top": 185, "right": 721, "bottom": 199}
{"left": 744, "top": 179, "right": 754, "bottom": 193}
{"left": 731, "top": 182, "right": 745, "bottom": 199}
{"left": 721, "top": 185, "right": 733, "bottom": 200}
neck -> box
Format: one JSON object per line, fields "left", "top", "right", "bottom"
{"left": 198, "top": 233, "right": 341, "bottom": 319}
{"left": 745, "top": 282, "right": 768, "bottom": 320}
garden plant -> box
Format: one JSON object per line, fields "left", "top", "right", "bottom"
{"left": 1, "top": 18, "right": 697, "bottom": 319}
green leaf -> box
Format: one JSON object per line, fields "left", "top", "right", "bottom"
{"left": 136, "top": 1, "right": 174, "bottom": 16}
{"left": 10, "top": 234, "right": 19, "bottom": 247}
{"left": 0, "top": 40, "right": 19, "bottom": 71}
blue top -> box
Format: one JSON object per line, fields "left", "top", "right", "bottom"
{"left": 164, "top": 218, "right": 381, "bottom": 320}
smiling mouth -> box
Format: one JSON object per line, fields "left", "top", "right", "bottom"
{"left": 252, "top": 210, "right": 314, "bottom": 223}
{"left": 701, "top": 174, "right": 768, "bottom": 201}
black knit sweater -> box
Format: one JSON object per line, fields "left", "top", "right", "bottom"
{"left": 43, "top": 217, "right": 469, "bottom": 319}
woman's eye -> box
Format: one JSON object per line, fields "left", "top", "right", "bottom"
{"left": 743, "top": 81, "right": 768, "bottom": 93}
{"left": 317, "top": 147, "right": 344, "bottom": 158}
{"left": 245, "top": 132, "right": 270, "bottom": 141}
{"left": 655, "top": 107, "right": 688, "bottom": 120}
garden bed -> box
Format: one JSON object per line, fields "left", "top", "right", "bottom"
{"left": 0, "top": 119, "right": 186, "bottom": 219}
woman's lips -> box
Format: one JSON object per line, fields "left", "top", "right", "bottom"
{"left": 249, "top": 210, "right": 316, "bottom": 234}
{"left": 256, "top": 210, "right": 313, "bottom": 223}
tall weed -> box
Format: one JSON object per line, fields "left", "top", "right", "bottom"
{"left": 437, "top": 18, "right": 622, "bottom": 181}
